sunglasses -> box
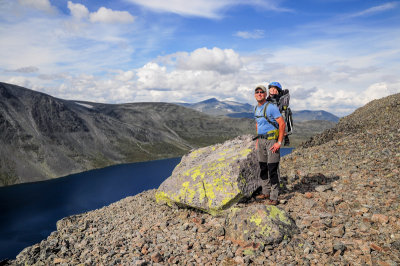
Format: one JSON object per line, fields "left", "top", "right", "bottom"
{"left": 255, "top": 91, "right": 265, "bottom": 94}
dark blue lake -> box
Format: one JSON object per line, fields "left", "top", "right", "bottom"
{"left": 0, "top": 148, "right": 292, "bottom": 260}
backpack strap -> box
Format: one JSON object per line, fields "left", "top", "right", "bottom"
{"left": 255, "top": 102, "right": 279, "bottom": 129}
{"left": 263, "top": 103, "right": 279, "bottom": 129}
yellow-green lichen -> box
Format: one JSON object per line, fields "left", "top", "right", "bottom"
{"left": 249, "top": 209, "right": 274, "bottom": 237}
{"left": 189, "top": 148, "right": 206, "bottom": 159}
{"left": 220, "top": 191, "right": 242, "bottom": 206}
{"left": 155, "top": 191, "right": 174, "bottom": 207}
{"left": 250, "top": 213, "right": 263, "bottom": 226}
{"left": 181, "top": 182, "right": 197, "bottom": 203}
{"left": 203, "top": 181, "right": 216, "bottom": 208}
{"left": 228, "top": 207, "right": 241, "bottom": 215}
{"left": 243, "top": 249, "right": 254, "bottom": 256}
{"left": 184, "top": 165, "right": 205, "bottom": 182}
{"left": 240, "top": 148, "right": 252, "bottom": 157}
{"left": 266, "top": 205, "right": 290, "bottom": 224}
{"left": 196, "top": 182, "right": 207, "bottom": 203}
{"left": 207, "top": 208, "right": 222, "bottom": 216}
{"left": 260, "top": 223, "right": 272, "bottom": 237}
{"left": 239, "top": 174, "right": 247, "bottom": 185}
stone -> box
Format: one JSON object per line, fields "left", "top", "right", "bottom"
{"left": 331, "top": 225, "right": 345, "bottom": 237}
{"left": 151, "top": 252, "right": 163, "bottom": 263}
{"left": 155, "top": 135, "right": 260, "bottom": 215}
{"left": 391, "top": 240, "right": 400, "bottom": 251}
{"left": 370, "top": 243, "right": 383, "bottom": 252}
{"left": 233, "top": 256, "right": 245, "bottom": 264}
{"left": 304, "top": 192, "right": 313, "bottom": 199}
{"left": 224, "top": 204, "right": 298, "bottom": 246}
{"left": 332, "top": 196, "right": 343, "bottom": 205}
{"left": 371, "top": 214, "right": 389, "bottom": 224}
{"left": 53, "top": 257, "right": 67, "bottom": 264}
{"left": 315, "top": 184, "right": 332, "bottom": 193}
{"left": 198, "top": 226, "right": 210, "bottom": 233}
{"left": 214, "top": 226, "right": 225, "bottom": 237}
{"left": 333, "top": 241, "right": 346, "bottom": 254}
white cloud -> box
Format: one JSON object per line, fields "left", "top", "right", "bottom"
{"left": 115, "top": 70, "right": 135, "bottom": 82}
{"left": 349, "top": 2, "right": 398, "bottom": 18}
{"left": 18, "top": 0, "right": 54, "bottom": 13}
{"left": 67, "top": 1, "right": 89, "bottom": 19}
{"left": 234, "top": 29, "right": 265, "bottom": 39}
{"left": 3, "top": 38, "right": 399, "bottom": 116}
{"left": 136, "top": 62, "right": 168, "bottom": 89}
{"left": 171, "top": 47, "right": 243, "bottom": 74}
{"left": 1, "top": 1, "right": 399, "bottom": 117}
{"left": 67, "top": 2, "right": 135, "bottom": 24}
{"left": 0, "top": 1, "right": 136, "bottom": 75}
{"left": 124, "top": 0, "right": 289, "bottom": 18}
{"left": 362, "top": 82, "right": 400, "bottom": 104}
{"left": 89, "top": 7, "right": 135, "bottom": 24}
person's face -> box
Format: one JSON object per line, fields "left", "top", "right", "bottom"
{"left": 255, "top": 89, "right": 266, "bottom": 102}
{"left": 269, "top": 86, "right": 279, "bottom": 96}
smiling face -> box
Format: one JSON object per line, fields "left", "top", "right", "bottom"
{"left": 255, "top": 89, "right": 266, "bottom": 104}
{"left": 269, "top": 86, "right": 279, "bottom": 96}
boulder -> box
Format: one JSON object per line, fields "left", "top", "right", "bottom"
{"left": 224, "top": 204, "right": 298, "bottom": 246}
{"left": 155, "top": 135, "right": 260, "bottom": 215}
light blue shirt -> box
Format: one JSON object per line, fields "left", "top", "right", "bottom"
{"left": 255, "top": 102, "right": 281, "bottom": 134}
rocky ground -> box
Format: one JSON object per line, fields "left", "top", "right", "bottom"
{"left": 7, "top": 94, "right": 400, "bottom": 265}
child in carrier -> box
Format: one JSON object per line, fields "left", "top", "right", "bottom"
{"left": 267, "top": 82, "right": 293, "bottom": 146}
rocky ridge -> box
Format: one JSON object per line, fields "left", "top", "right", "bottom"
{"left": 8, "top": 93, "right": 400, "bottom": 265}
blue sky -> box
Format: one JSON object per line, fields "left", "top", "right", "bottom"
{"left": 0, "top": 0, "right": 399, "bottom": 116}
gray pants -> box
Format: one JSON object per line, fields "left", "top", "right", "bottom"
{"left": 256, "top": 139, "right": 280, "bottom": 200}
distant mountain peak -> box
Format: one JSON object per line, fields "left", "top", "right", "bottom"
{"left": 175, "top": 97, "right": 253, "bottom": 116}
{"left": 200, "top": 98, "right": 219, "bottom": 104}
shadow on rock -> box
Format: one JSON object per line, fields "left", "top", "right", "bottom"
{"left": 280, "top": 173, "right": 340, "bottom": 198}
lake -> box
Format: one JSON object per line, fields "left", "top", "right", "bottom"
{"left": 0, "top": 148, "right": 292, "bottom": 260}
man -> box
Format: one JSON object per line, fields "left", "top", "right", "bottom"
{"left": 254, "top": 85, "right": 286, "bottom": 205}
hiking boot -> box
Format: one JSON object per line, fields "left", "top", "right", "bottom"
{"left": 266, "top": 199, "right": 278, "bottom": 206}
{"left": 255, "top": 194, "right": 269, "bottom": 200}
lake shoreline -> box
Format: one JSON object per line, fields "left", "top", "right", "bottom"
{"left": 0, "top": 148, "right": 293, "bottom": 261}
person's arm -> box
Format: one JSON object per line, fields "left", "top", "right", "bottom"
{"left": 270, "top": 116, "right": 285, "bottom": 153}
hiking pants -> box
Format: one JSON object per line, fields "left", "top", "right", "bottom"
{"left": 256, "top": 138, "right": 280, "bottom": 201}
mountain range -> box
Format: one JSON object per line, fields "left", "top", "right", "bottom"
{"left": 0, "top": 83, "right": 254, "bottom": 186}
{"left": 177, "top": 98, "right": 340, "bottom": 122}
{"left": 0, "top": 83, "right": 337, "bottom": 186}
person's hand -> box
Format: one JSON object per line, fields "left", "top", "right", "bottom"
{"left": 269, "top": 142, "right": 281, "bottom": 153}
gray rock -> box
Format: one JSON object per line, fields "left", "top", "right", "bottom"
{"left": 315, "top": 184, "right": 332, "bottom": 193}
{"left": 331, "top": 225, "right": 345, "bottom": 237}
{"left": 224, "top": 204, "right": 298, "bottom": 246}
{"left": 333, "top": 241, "right": 346, "bottom": 253}
{"left": 156, "top": 135, "right": 260, "bottom": 215}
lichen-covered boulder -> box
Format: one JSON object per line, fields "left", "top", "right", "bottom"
{"left": 155, "top": 135, "right": 260, "bottom": 215}
{"left": 224, "top": 204, "right": 298, "bottom": 246}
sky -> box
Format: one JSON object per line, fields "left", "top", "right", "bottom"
{"left": 0, "top": 0, "right": 399, "bottom": 116}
